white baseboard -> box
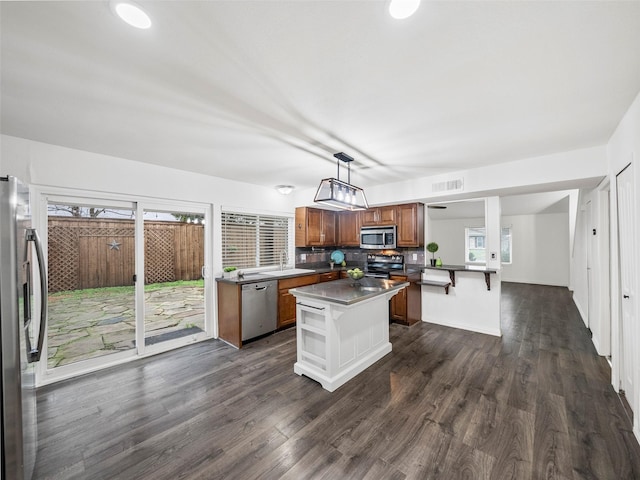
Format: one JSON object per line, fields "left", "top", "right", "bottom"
{"left": 421, "top": 317, "right": 501, "bottom": 337}
{"left": 573, "top": 297, "right": 588, "bottom": 328}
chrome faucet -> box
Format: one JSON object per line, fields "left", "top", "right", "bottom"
{"left": 280, "top": 249, "right": 289, "bottom": 271}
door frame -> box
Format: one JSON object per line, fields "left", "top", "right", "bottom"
{"left": 31, "top": 186, "right": 213, "bottom": 386}
{"left": 612, "top": 160, "right": 639, "bottom": 437}
{"left": 136, "top": 201, "right": 212, "bottom": 358}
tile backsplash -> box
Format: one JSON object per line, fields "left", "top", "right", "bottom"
{"left": 296, "top": 247, "right": 425, "bottom": 268}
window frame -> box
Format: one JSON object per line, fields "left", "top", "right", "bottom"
{"left": 500, "top": 226, "right": 512, "bottom": 265}
{"left": 221, "top": 210, "right": 293, "bottom": 271}
{"left": 464, "top": 226, "right": 512, "bottom": 265}
{"left": 465, "top": 226, "right": 487, "bottom": 264}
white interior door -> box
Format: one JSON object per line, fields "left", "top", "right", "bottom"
{"left": 616, "top": 163, "right": 637, "bottom": 406}
{"left": 587, "top": 200, "right": 593, "bottom": 329}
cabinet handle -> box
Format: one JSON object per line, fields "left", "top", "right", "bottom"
{"left": 297, "top": 302, "right": 325, "bottom": 311}
{"left": 624, "top": 295, "right": 630, "bottom": 299}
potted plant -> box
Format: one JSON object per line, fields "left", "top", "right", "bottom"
{"left": 223, "top": 266, "right": 238, "bottom": 279}
{"left": 426, "top": 242, "right": 439, "bottom": 266}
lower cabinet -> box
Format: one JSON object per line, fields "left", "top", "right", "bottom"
{"left": 217, "top": 281, "right": 242, "bottom": 347}
{"left": 389, "top": 274, "right": 422, "bottom": 326}
{"left": 318, "top": 271, "right": 340, "bottom": 283}
{"left": 277, "top": 274, "right": 320, "bottom": 329}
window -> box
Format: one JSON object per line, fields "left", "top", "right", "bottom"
{"left": 465, "top": 227, "right": 487, "bottom": 263}
{"left": 221, "top": 211, "right": 291, "bottom": 269}
{"left": 465, "top": 226, "right": 512, "bottom": 264}
{"left": 500, "top": 226, "right": 512, "bottom": 264}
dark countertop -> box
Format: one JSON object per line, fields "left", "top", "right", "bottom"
{"left": 422, "top": 264, "right": 498, "bottom": 274}
{"left": 216, "top": 269, "right": 320, "bottom": 285}
{"left": 290, "top": 277, "right": 409, "bottom": 306}
{"left": 388, "top": 268, "right": 422, "bottom": 278}
{"left": 215, "top": 265, "right": 348, "bottom": 285}
{"left": 215, "top": 264, "right": 425, "bottom": 285}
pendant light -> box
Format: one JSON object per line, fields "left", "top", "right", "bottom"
{"left": 314, "top": 152, "right": 369, "bottom": 211}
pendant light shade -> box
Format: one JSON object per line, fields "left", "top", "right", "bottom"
{"left": 314, "top": 152, "right": 369, "bottom": 211}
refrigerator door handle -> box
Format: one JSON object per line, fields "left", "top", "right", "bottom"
{"left": 23, "top": 261, "right": 32, "bottom": 329}
{"left": 25, "top": 228, "right": 47, "bottom": 363}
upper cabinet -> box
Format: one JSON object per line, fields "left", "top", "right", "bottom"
{"left": 361, "top": 206, "right": 396, "bottom": 225}
{"left": 336, "top": 211, "right": 361, "bottom": 246}
{"left": 295, "top": 207, "right": 336, "bottom": 247}
{"left": 296, "top": 202, "right": 424, "bottom": 248}
{"left": 396, "top": 203, "right": 424, "bottom": 247}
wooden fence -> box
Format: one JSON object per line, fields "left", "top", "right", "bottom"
{"left": 48, "top": 217, "right": 204, "bottom": 293}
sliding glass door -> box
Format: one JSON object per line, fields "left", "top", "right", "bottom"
{"left": 46, "top": 199, "right": 137, "bottom": 371}
{"left": 142, "top": 208, "right": 206, "bottom": 349}
{"left": 42, "top": 193, "right": 210, "bottom": 381}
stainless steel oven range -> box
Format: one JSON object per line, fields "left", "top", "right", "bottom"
{"left": 365, "top": 254, "right": 404, "bottom": 279}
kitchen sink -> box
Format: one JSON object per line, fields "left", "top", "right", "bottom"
{"left": 258, "top": 268, "right": 316, "bottom": 277}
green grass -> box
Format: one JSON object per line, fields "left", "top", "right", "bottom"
{"left": 49, "top": 279, "right": 204, "bottom": 298}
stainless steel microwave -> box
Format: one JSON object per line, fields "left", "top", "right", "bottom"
{"left": 360, "top": 225, "right": 397, "bottom": 249}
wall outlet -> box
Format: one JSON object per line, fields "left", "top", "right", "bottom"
{"left": 490, "top": 252, "right": 497, "bottom": 260}
{"left": 301, "top": 254, "right": 306, "bottom": 261}
{"left": 412, "top": 253, "right": 418, "bottom": 261}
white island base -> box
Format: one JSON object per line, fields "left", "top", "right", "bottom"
{"left": 291, "top": 282, "right": 405, "bottom": 392}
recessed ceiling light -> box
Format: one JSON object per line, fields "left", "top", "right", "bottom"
{"left": 388, "top": 0, "right": 421, "bottom": 20}
{"left": 112, "top": 1, "right": 152, "bottom": 29}
{"left": 275, "top": 185, "right": 295, "bottom": 195}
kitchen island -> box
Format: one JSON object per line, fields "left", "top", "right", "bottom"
{"left": 289, "top": 277, "right": 409, "bottom": 392}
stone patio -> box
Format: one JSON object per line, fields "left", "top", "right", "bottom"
{"left": 47, "top": 284, "right": 205, "bottom": 368}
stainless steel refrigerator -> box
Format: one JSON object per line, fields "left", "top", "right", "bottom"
{"left": 1, "top": 175, "right": 47, "bottom": 480}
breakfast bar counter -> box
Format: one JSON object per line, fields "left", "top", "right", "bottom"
{"left": 289, "top": 277, "right": 408, "bottom": 392}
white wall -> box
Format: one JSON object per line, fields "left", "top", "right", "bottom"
{"left": 427, "top": 216, "right": 484, "bottom": 266}
{"left": 501, "top": 212, "right": 570, "bottom": 287}
{"left": 429, "top": 211, "right": 570, "bottom": 286}
{"left": 422, "top": 196, "right": 502, "bottom": 337}
{"left": 1, "top": 135, "right": 296, "bottom": 212}
{"left": 603, "top": 88, "right": 640, "bottom": 440}
{"left": 327, "top": 145, "right": 608, "bottom": 208}
{"left": 1, "top": 134, "right": 299, "bottom": 274}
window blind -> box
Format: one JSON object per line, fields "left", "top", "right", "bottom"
{"left": 221, "top": 212, "right": 290, "bottom": 269}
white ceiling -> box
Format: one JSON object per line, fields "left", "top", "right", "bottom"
{"left": 427, "top": 190, "right": 572, "bottom": 220}
{"left": 2, "top": 1, "right": 640, "bottom": 194}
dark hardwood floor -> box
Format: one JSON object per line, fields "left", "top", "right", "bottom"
{"left": 34, "top": 283, "right": 640, "bottom": 479}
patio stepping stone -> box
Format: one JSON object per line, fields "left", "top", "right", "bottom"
{"left": 48, "top": 283, "right": 204, "bottom": 368}
{"left": 97, "top": 316, "right": 126, "bottom": 326}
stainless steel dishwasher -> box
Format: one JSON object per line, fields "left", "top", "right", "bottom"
{"left": 241, "top": 280, "right": 278, "bottom": 341}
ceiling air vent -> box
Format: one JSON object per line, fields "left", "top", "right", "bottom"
{"left": 432, "top": 178, "right": 464, "bottom": 193}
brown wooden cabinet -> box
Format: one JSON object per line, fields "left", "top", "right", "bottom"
{"left": 277, "top": 274, "right": 320, "bottom": 329}
{"left": 361, "top": 206, "right": 396, "bottom": 225}
{"left": 295, "top": 207, "right": 336, "bottom": 247}
{"left": 296, "top": 202, "right": 423, "bottom": 248}
{"left": 217, "top": 281, "right": 242, "bottom": 348}
{"left": 218, "top": 273, "right": 320, "bottom": 348}
{"left": 396, "top": 203, "right": 424, "bottom": 247}
{"left": 389, "top": 273, "right": 422, "bottom": 326}
{"left": 336, "top": 211, "right": 361, "bottom": 246}
{"left": 318, "top": 271, "right": 340, "bottom": 282}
